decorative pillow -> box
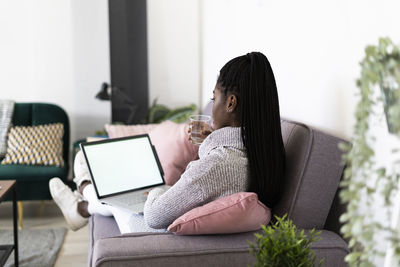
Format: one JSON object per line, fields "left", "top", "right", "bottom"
{"left": 1, "top": 123, "right": 64, "bottom": 167}
{"left": 148, "top": 121, "right": 199, "bottom": 185}
{"left": 105, "top": 121, "right": 199, "bottom": 186}
{"left": 105, "top": 123, "right": 158, "bottom": 138}
{"left": 167, "top": 192, "right": 271, "bottom": 235}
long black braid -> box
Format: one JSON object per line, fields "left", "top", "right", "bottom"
{"left": 217, "top": 52, "right": 285, "bottom": 208}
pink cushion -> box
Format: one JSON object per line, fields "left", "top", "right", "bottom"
{"left": 148, "top": 121, "right": 199, "bottom": 185}
{"left": 105, "top": 124, "right": 158, "bottom": 138}
{"left": 167, "top": 192, "right": 271, "bottom": 235}
{"left": 105, "top": 121, "right": 199, "bottom": 186}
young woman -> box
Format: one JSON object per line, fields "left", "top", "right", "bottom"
{"left": 50, "top": 52, "right": 285, "bottom": 233}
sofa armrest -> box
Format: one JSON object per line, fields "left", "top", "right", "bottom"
{"left": 91, "top": 230, "right": 348, "bottom": 267}
{"left": 312, "top": 231, "right": 349, "bottom": 267}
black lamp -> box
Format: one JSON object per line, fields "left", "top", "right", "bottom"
{"left": 95, "top": 82, "right": 138, "bottom": 124}
{"left": 96, "top": 82, "right": 111, "bottom": 100}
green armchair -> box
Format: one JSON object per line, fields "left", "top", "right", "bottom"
{"left": 0, "top": 103, "right": 70, "bottom": 226}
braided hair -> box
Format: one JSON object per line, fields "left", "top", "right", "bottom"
{"left": 217, "top": 52, "right": 285, "bottom": 208}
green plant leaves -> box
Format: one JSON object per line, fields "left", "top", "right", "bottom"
{"left": 143, "top": 99, "right": 197, "bottom": 124}
{"left": 340, "top": 37, "right": 400, "bottom": 266}
{"left": 248, "top": 215, "right": 323, "bottom": 267}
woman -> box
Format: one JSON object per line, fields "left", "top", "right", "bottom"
{"left": 50, "top": 52, "right": 285, "bottom": 233}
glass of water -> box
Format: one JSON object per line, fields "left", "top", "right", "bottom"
{"left": 189, "top": 115, "right": 212, "bottom": 145}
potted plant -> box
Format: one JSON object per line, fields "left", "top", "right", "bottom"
{"left": 249, "top": 215, "right": 323, "bottom": 267}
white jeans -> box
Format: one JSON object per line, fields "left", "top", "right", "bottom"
{"left": 72, "top": 150, "right": 92, "bottom": 188}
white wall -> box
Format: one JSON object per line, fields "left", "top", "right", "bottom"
{"left": 147, "top": 0, "right": 200, "bottom": 109}
{"left": 70, "top": 0, "right": 111, "bottom": 139}
{"left": 201, "top": 0, "right": 400, "bottom": 139}
{"left": 0, "top": 0, "right": 110, "bottom": 143}
{"left": 0, "top": 0, "right": 200, "bottom": 143}
{"left": 2, "top": 0, "right": 399, "bottom": 148}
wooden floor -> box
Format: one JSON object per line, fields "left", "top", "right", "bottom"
{"left": 0, "top": 200, "right": 89, "bottom": 267}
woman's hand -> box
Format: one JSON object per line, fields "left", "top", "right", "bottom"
{"left": 187, "top": 122, "right": 213, "bottom": 145}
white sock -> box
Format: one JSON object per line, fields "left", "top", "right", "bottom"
{"left": 82, "top": 184, "right": 112, "bottom": 217}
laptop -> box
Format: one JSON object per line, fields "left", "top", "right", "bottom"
{"left": 80, "top": 134, "right": 165, "bottom": 213}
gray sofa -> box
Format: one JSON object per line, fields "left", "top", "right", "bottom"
{"left": 88, "top": 119, "right": 349, "bottom": 266}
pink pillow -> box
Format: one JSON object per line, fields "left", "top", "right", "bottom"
{"left": 167, "top": 192, "right": 271, "bottom": 235}
{"left": 148, "top": 121, "right": 199, "bottom": 185}
{"left": 105, "top": 121, "right": 199, "bottom": 186}
{"left": 105, "top": 124, "right": 158, "bottom": 138}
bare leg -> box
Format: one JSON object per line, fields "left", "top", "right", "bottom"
{"left": 76, "top": 181, "right": 92, "bottom": 218}
{"left": 77, "top": 201, "right": 90, "bottom": 218}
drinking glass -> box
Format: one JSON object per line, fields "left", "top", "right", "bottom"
{"left": 189, "top": 115, "right": 211, "bottom": 145}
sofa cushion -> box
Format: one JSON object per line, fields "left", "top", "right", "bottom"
{"left": 89, "top": 224, "right": 348, "bottom": 267}
{"left": 1, "top": 123, "right": 65, "bottom": 167}
{"left": 104, "top": 124, "right": 158, "bottom": 138}
{"left": 273, "top": 119, "right": 346, "bottom": 229}
{"left": 167, "top": 192, "right": 270, "bottom": 235}
{"left": 11, "top": 103, "right": 70, "bottom": 168}
{"left": 148, "top": 121, "right": 199, "bottom": 185}
{"left": 0, "top": 164, "right": 67, "bottom": 181}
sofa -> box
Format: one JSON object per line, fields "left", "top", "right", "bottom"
{"left": 0, "top": 103, "right": 70, "bottom": 226}
{"left": 87, "top": 118, "right": 349, "bottom": 267}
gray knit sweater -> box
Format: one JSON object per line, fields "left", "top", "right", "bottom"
{"left": 143, "top": 126, "right": 249, "bottom": 229}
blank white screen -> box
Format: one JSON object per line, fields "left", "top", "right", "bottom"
{"left": 83, "top": 137, "right": 163, "bottom": 197}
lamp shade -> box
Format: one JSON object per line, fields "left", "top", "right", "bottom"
{"left": 96, "top": 83, "right": 111, "bottom": 100}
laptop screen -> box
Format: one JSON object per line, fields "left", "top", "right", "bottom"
{"left": 80, "top": 135, "right": 164, "bottom": 198}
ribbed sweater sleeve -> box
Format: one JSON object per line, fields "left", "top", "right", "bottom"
{"left": 143, "top": 126, "right": 248, "bottom": 229}
{"left": 143, "top": 156, "right": 217, "bottom": 229}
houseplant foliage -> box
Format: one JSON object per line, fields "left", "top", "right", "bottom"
{"left": 249, "top": 215, "right": 323, "bottom": 267}
{"left": 339, "top": 37, "right": 400, "bottom": 266}
{"left": 94, "top": 100, "right": 197, "bottom": 135}
{"left": 142, "top": 99, "right": 197, "bottom": 124}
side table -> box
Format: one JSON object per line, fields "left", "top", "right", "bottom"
{"left": 0, "top": 180, "right": 18, "bottom": 267}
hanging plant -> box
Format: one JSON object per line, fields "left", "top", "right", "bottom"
{"left": 339, "top": 37, "right": 400, "bottom": 266}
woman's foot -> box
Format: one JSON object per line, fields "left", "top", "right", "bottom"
{"left": 49, "top": 177, "right": 88, "bottom": 231}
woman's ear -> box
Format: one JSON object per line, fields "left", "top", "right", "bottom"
{"left": 226, "top": 94, "right": 238, "bottom": 113}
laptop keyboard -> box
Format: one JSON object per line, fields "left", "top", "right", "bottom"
{"left": 111, "top": 193, "right": 147, "bottom": 206}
